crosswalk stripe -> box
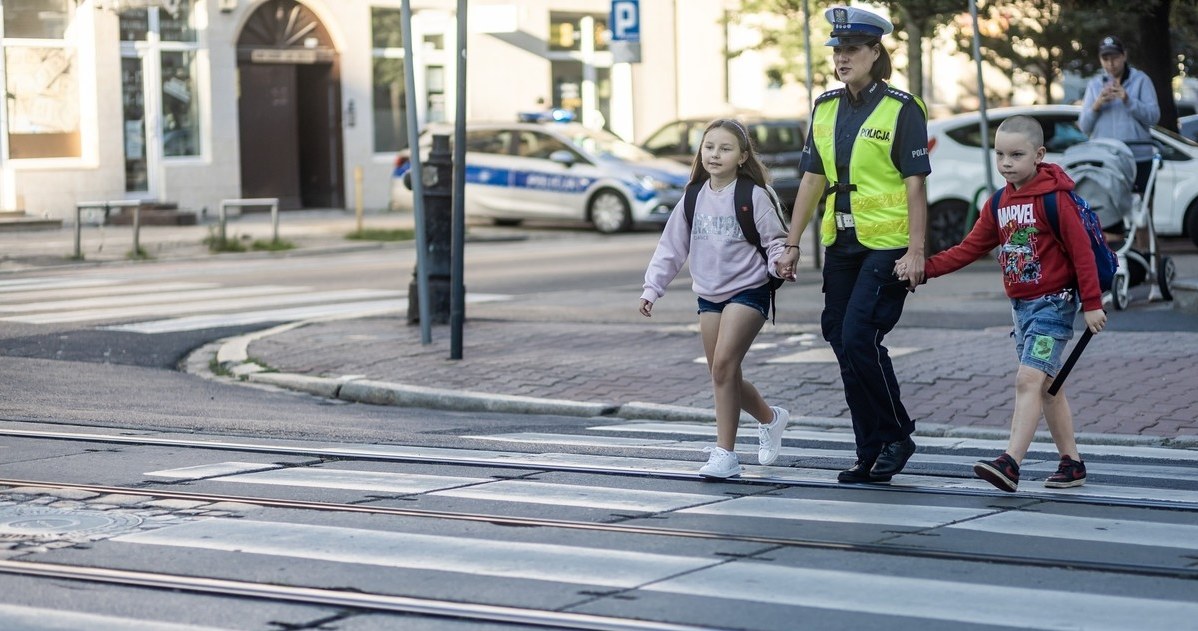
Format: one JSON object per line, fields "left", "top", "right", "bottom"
{"left": 642, "top": 563, "right": 1197, "bottom": 631}
{"left": 679, "top": 496, "right": 992, "bottom": 528}
{"left": 207, "top": 467, "right": 489, "bottom": 494}
{"left": 3, "top": 288, "right": 403, "bottom": 324}
{"left": 0, "top": 604, "right": 226, "bottom": 631}
{"left": 0, "top": 285, "right": 304, "bottom": 313}
{"left": 104, "top": 299, "right": 405, "bottom": 333}
{"left": 592, "top": 421, "right": 1198, "bottom": 463}
{"left": 105, "top": 292, "right": 510, "bottom": 333}
{"left": 111, "top": 515, "right": 1197, "bottom": 630}
{"left": 948, "top": 510, "right": 1198, "bottom": 549}
{"left": 146, "top": 459, "right": 1198, "bottom": 544}
{"left": 0, "top": 278, "right": 115, "bottom": 293}
{"left": 115, "top": 518, "right": 714, "bottom": 589}
{"left": 473, "top": 431, "right": 1198, "bottom": 483}
{"left": 0, "top": 281, "right": 218, "bottom": 303}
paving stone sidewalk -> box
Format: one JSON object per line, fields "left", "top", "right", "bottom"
{"left": 246, "top": 315, "right": 1198, "bottom": 442}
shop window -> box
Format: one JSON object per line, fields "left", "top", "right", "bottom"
{"left": 161, "top": 50, "right": 199, "bottom": 156}
{"left": 549, "top": 13, "right": 609, "bottom": 52}
{"left": 3, "top": 0, "right": 72, "bottom": 39}
{"left": 4, "top": 46, "right": 80, "bottom": 159}
{"left": 119, "top": 3, "right": 202, "bottom": 161}
{"left": 372, "top": 7, "right": 406, "bottom": 152}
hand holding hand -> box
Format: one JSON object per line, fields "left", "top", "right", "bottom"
{"left": 893, "top": 252, "right": 926, "bottom": 289}
{"left": 776, "top": 248, "right": 800, "bottom": 281}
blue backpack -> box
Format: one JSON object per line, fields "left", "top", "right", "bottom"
{"left": 987, "top": 189, "right": 1118, "bottom": 292}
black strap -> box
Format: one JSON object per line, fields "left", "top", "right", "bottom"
{"left": 827, "top": 182, "right": 858, "bottom": 194}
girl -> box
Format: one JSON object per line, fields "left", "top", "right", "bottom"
{"left": 639, "top": 119, "right": 791, "bottom": 479}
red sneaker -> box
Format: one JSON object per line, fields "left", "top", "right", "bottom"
{"left": 1044, "top": 455, "right": 1087, "bottom": 488}
{"left": 974, "top": 453, "right": 1020, "bottom": 492}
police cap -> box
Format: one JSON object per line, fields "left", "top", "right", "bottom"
{"left": 825, "top": 6, "right": 893, "bottom": 46}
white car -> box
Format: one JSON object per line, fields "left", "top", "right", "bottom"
{"left": 391, "top": 121, "right": 690, "bottom": 234}
{"left": 925, "top": 104, "right": 1198, "bottom": 252}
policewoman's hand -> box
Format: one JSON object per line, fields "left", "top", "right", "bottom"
{"left": 776, "top": 247, "right": 800, "bottom": 281}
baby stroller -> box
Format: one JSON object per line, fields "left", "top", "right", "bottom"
{"left": 1060, "top": 138, "right": 1175, "bottom": 310}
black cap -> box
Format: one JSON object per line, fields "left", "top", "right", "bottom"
{"left": 1098, "top": 36, "right": 1124, "bottom": 56}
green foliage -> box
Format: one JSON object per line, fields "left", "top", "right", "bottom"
{"left": 250, "top": 238, "right": 295, "bottom": 251}
{"left": 126, "top": 246, "right": 153, "bottom": 261}
{"left": 345, "top": 227, "right": 415, "bottom": 241}
{"left": 203, "top": 227, "right": 246, "bottom": 253}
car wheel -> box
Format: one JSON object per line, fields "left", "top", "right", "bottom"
{"left": 1158, "top": 255, "right": 1176, "bottom": 301}
{"left": 493, "top": 218, "right": 524, "bottom": 227}
{"left": 1187, "top": 201, "right": 1198, "bottom": 248}
{"left": 927, "top": 199, "right": 971, "bottom": 255}
{"left": 589, "top": 188, "right": 632, "bottom": 234}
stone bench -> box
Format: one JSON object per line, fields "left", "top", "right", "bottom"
{"left": 1175, "top": 278, "right": 1198, "bottom": 314}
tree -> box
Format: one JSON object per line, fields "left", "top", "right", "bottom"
{"left": 730, "top": 0, "right": 957, "bottom": 100}
{"left": 875, "top": 0, "right": 962, "bottom": 98}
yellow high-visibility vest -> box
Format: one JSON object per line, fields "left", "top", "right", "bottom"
{"left": 811, "top": 87, "right": 925, "bottom": 249}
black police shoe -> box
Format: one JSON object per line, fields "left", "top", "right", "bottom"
{"left": 838, "top": 459, "right": 892, "bottom": 483}
{"left": 871, "top": 437, "right": 917, "bottom": 478}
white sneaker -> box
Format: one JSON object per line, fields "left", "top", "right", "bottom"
{"left": 757, "top": 406, "right": 790, "bottom": 466}
{"left": 699, "top": 446, "right": 742, "bottom": 479}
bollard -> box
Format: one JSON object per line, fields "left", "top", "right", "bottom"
{"left": 408, "top": 134, "right": 454, "bottom": 324}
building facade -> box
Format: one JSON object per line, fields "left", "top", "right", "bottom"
{"left": 1, "top": 0, "right": 798, "bottom": 221}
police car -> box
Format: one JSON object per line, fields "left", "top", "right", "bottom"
{"left": 391, "top": 119, "right": 690, "bottom": 234}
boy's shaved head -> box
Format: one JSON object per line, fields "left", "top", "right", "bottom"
{"left": 996, "top": 115, "right": 1045, "bottom": 149}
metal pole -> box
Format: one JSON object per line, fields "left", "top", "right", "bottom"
{"left": 970, "top": 0, "right": 997, "bottom": 197}
{"left": 219, "top": 201, "right": 228, "bottom": 246}
{"left": 74, "top": 205, "right": 82, "bottom": 259}
{"left": 354, "top": 165, "right": 364, "bottom": 233}
{"left": 802, "top": 0, "right": 821, "bottom": 269}
{"left": 449, "top": 0, "right": 468, "bottom": 360}
{"left": 132, "top": 204, "right": 141, "bottom": 255}
{"left": 402, "top": 0, "right": 433, "bottom": 344}
{"left": 271, "top": 199, "right": 279, "bottom": 244}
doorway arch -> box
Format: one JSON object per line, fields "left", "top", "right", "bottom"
{"left": 236, "top": 0, "right": 343, "bottom": 209}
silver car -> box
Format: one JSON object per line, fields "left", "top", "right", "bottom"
{"left": 391, "top": 122, "right": 690, "bottom": 234}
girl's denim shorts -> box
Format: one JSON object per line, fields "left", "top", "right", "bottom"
{"left": 697, "top": 283, "right": 771, "bottom": 320}
{"left": 1011, "top": 291, "right": 1078, "bottom": 377}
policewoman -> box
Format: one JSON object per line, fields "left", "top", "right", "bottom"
{"left": 776, "top": 6, "right": 930, "bottom": 484}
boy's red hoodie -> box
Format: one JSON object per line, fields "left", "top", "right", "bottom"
{"left": 925, "top": 162, "right": 1104, "bottom": 312}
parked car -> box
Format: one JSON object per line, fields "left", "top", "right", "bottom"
{"left": 1178, "top": 114, "right": 1198, "bottom": 143}
{"left": 391, "top": 121, "right": 690, "bottom": 234}
{"left": 639, "top": 116, "right": 807, "bottom": 214}
{"left": 925, "top": 104, "right": 1198, "bottom": 252}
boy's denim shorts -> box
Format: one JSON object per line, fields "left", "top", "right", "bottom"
{"left": 1011, "top": 291, "right": 1078, "bottom": 377}
{"left": 697, "top": 283, "right": 770, "bottom": 320}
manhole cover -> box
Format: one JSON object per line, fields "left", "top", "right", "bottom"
{"left": 0, "top": 506, "right": 144, "bottom": 541}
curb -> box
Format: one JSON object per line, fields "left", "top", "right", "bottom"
{"left": 195, "top": 322, "right": 1196, "bottom": 451}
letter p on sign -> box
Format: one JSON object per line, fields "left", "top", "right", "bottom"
{"left": 611, "top": 0, "right": 640, "bottom": 42}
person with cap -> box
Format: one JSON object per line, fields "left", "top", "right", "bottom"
{"left": 775, "top": 5, "right": 930, "bottom": 484}
{"left": 1079, "top": 35, "right": 1160, "bottom": 211}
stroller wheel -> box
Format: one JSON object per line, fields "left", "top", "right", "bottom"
{"left": 1158, "top": 256, "right": 1176, "bottom": 301}
{"left": 1112, "top": 270, "right": 1130, "bottom": 310}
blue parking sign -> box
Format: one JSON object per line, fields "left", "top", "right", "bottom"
{"left": 610, "top": 0, "right": 639, "bottom": 42}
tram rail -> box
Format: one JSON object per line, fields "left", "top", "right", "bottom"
{"left": 0, "top": 425, "right": 1195, "bottom": 512}
{"left": 1, "top": 477, "right": 1195, "bottom": 581}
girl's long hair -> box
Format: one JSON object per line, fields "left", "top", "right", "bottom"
{"left": 687, "top": 119, "right": 771, "bottom": 188}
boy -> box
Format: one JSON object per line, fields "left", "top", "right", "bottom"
{"left": 897, "top": 115, "right": 1106, "bottom": 492}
